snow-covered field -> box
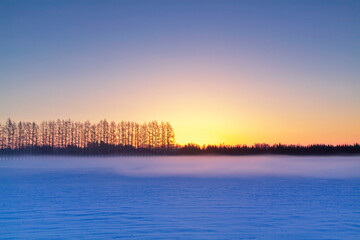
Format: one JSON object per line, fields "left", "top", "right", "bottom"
{"left": 1, "top": 156, "right": 359, "bottom": 239}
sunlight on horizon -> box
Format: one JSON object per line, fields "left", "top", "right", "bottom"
{"left": 1, "top": 0, "right": 359, "bottom": 146}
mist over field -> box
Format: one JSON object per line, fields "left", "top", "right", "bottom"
{"left": 1, "top": 156, "right": 359, "bottom": 178}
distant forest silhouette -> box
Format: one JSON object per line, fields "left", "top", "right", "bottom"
{"left": 0, "top": 118, "right": 359, "bottom": 156}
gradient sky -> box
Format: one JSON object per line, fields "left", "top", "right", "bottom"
{"left": 1, "top": 0, "right": 359, "bottom": 145}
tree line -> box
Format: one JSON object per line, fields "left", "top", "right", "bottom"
{"left": 0, "top": 118, "right": 359, "bottom": 155}
{"left": 180, "top": 143, "right": 360, "bottom": 155}
{"left": 0, "top": 119, "right": 175, "bottom": 154}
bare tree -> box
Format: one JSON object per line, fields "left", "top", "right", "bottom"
{"left": 0, "top": 118, "right": 176, "bottom": 154}
{"left": 116, "top": 123, "right": 122, "bottom": 146}
{"left": 109, "top": 121, "right": 116, "bottom": 145}
{"left": 0, "top": 123, "right": 4, "bottom": 150}
{"left": 83, "top": 121, "right": 91, "bottom": 148}
{"left": 160, "top": 121, "right": 166, "bottom": 149}
{"left": 18, "top": 121, "right": 24, "bottom": 150}
{"left": 31, "top": 122, "right": 38, "bottom": 149}
{"left": 6, "top": 119, "right": 15, "bottom": 149}
{"left": 24, "top": 122, "right": 31, "bottom": 149}
{"left": 166, "top": 122, "right": 175, "bottom": 151}
{"left": 134, "top": 123, "right": 140, "bottom": 148}
{"left": 48, "top": 120, "right": 56, "bottom": 149}
{"left": 140, "top": 123, "right": 148, "bottom": 149}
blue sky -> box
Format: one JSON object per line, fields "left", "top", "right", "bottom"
{"left": 1, "top": 0, "right": 359, "bottom": 144}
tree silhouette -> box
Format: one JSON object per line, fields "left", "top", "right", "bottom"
{"left": 0, "top": 118, "right": 177, "bottom": 155}
{"left": 0, "top": 118, "right": 359, "bottom": 156}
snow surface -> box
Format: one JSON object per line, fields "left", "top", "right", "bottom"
{"left": 1, "top": 156, "right": 359, "bottom": 239}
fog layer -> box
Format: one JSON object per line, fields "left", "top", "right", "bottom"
{"left": 1, "top": 156, "right": 359, "bottom": 178}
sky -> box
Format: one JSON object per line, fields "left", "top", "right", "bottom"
{"left": 1, "top": 0, "right": 359, "bottom": 145}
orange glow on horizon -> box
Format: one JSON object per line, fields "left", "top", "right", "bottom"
{"left": 1, "top": 54, "right": 359, "bottom": 146}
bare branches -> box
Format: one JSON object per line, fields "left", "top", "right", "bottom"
{"left": 0, "top": 118, "right": 176, "bottom": 155}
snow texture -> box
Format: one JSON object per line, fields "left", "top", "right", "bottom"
{"left": 1, "top": 156, "right": 359, "bottom": 239}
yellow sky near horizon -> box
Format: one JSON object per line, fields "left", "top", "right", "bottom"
{"left": 1, "top": 66, "right": 359, "bottom": 146}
